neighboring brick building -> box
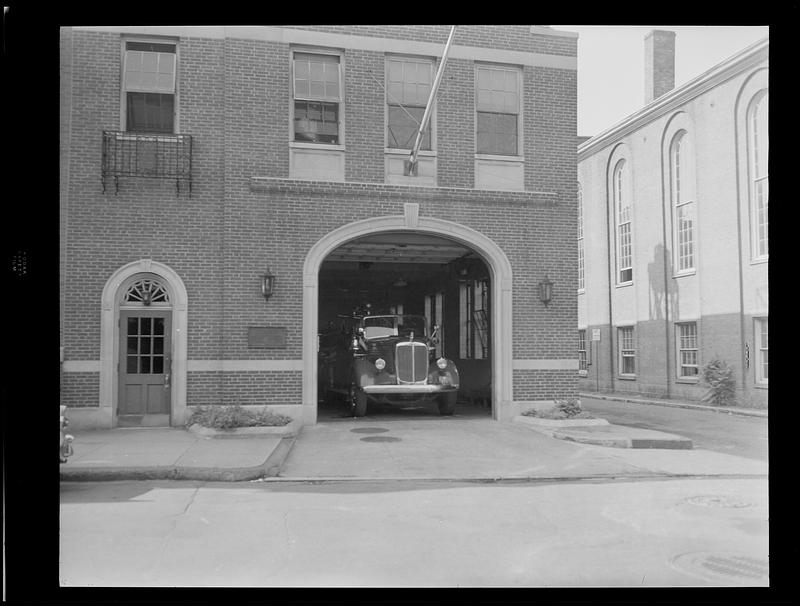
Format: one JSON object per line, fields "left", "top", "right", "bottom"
{"left": 577, "top": 32, "right": 768, "bottom": 408}
{"left": 60, "top": 25, "right": 579, "bottom": 429}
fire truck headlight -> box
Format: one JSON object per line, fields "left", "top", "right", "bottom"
{"left": 375, "top": 358, "right": 386, "bottom": 371}
{"left": 436, "top": 358, "right": 448, "bottom": 370}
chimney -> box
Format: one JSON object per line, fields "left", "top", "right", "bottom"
{"left": 644, "top": 29, "right": 676, "bottom": 104}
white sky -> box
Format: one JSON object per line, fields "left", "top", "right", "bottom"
{"left": 553, "top": 25, "right": 770, "bottom": 137}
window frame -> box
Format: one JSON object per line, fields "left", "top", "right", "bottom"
{"left": 754, "top": 317, "right": 768, "bottom": 385}
{"left": 670, "top": 131, "right": 697, "bottom": 274}
{"left": 617, "top": 326, "right": 636, "bottom": 378}
{"left": 748, "top": 90, "right": 769, "bottom": 261}
{"left": 474, "top": 63, "right": 524, "bottom": 159}
{"left": 384, "top": 55, "right": 436, "bottom": 154}
{"left": 613, "top": 159, "right": 634, "bottom": 285}
{"left": 120, "top": 37, "right": 179, "bottom": 134}
{"left": 290, "top": 47, "right": 345, "bottom": 149}
{"left": 675, "top": 321, "right": 700, "bottom": 381}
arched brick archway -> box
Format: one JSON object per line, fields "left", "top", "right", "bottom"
{"left": 302, "top": 207, "right": 514, "bottom": 424}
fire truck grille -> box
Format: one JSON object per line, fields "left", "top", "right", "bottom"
{"left": 395, "top": 342, "right": 428, "bottom": 383}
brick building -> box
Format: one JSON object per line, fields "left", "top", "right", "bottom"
{"left": 59, "top": 25, "right": 579, "bottom": 429}
{"left": 577, "top": 32, "right": 768, "bottom": 407}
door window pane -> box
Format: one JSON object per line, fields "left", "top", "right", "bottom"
{"left": 128, "top": 317, "right": 139, "bottom": 335}
{"left": 154, "top": 317, "right": 164, "bottom": 335}
{"left": 140, "top": 337, "right": 151, "bottom": 355}
{"left": 127, "top": 356, "right": 138, "bottom": 374}
{"left": 153, "top": 336, "right": 164, "bottom": 355}
{"left": 141, "top": 357, "right": 151, "bottom": 374}
{"left": 153, "top": 357, "right": 164, "bottom": 374}
{"left": 141, "top": 317, "right": 152, "bottom": 334}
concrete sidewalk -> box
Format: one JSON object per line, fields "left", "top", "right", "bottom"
{"left": 580, "top": 391, "right": 768, "bottom": 418}
{"left": 59, "top": 427, "right": 295, "bottom": 482}
{"left": 60, "top": 412, "right": 766, "bottom": 483}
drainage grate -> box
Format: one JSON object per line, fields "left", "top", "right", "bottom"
{"left": 350, "top": 427, "right": 390, "bottom": 434}
{"left": 683, "top": 495, "right": 753, "bottom": 508}
{"left": 672, "top": 552, "right": 768, "bottom": 584}
{"left": 360, "top": 436, "right": 401, "bottom": 443}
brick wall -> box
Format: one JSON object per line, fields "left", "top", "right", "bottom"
{"left": 61, "top": 25, "right": 577, "bottom": 412}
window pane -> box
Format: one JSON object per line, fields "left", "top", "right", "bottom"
{"left": 141, "top": 357, "right": 151, "bottom": 374}
{"left": 294, "top": 100, "right": 339, "bottom": 144}
{"left": 127, "top": 337, "right": 138, "bottom": 355}
{"left": 127, "top": 356, "right": 138, "bottom": 374}
{"left": 477, "top": 111, "right": 517, "bottom": 155}
{"left": 153, "top": 357, "right": 164, "bottom": 374}
{"left": 153, "top": 337, "right": 164, "bottom": 355}
{"left": 140, "top": 337, "right": 151, "bottom": 355}
{"left": 387, "top": 105, "right": 429, "bottom": 150}
{"left": 128, "top": 317, "right": 138, "bottom": 335}
{"left": 141, "top": 317, "right": 152, "bottom": 334}
{"left": 127, "top": 92, "right": 174, "bottom": 133}
{"left": 153, "top": 317, "right": 164, "bottom": 335}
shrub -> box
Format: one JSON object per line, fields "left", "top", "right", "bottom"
{"left": 701, "top": 359, "right": 737, "bottom": 407}
{"left": 522, "top": 398, "right": 595, "bottom": 420}
{"left": 187, "top": 405, "right": 292, "bottom": 429}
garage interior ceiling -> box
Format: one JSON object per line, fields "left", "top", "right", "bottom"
{"left": 323, "top": 232, "right": 474, "bottom": 264}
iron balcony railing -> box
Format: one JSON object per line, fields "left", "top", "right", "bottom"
{"left": 102, "top": 131, "right": 193, "bottom": 196}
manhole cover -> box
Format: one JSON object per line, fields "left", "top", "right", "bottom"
{"left": 683, "top": 495, "right": 753, "bottom": 508}
{"left": 360, "top": 436, "right": 401, "bottom": 443}
{"left": 671, "top": 552, "right": 768, "bottom": 584}
{"left": 350, "top": 427, "right": 390, "bottom": 434}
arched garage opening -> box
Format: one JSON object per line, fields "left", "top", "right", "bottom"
{"left": 302, "top": 211, "right": 513, "bottom": 425}
{"left": 318, "top": 231, "right": 492, "bottom": 420}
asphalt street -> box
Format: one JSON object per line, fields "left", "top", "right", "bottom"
{"left": 580, "top": 397, "right": 768, "bottom": 461}
{"left": 59, "top": 476, "right": 768, "bottom": 587}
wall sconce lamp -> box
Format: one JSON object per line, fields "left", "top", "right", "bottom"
{"left": 538, "top": 274, "right": 553, "bottom": 306}
{"left": 261, "top": 269, "right": 276, "bottom": 300}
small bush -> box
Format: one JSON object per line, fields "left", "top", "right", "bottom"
{"left": 701, "top": 359, "right": 737, "bottom": 407}
{"left": 188, "top": 405, "right": 292, "bottom": 429}
{"left": 522, "top": 398, "right": 595, "bottom": 420}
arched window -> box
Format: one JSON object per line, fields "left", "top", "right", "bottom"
{"left": 749, "top": 91, "right": 768, "bottom": 259}
{"left": 670, "top": 131, "right": 695, "bottom": 272}
{"left": 123, "top": 277, "right": 170, "bottom": 305}
{"left": 577, "top": 183, "right": 585, "bottom": 291}
{"left": 614, "top": 159, "right": 633, "bottom": 283}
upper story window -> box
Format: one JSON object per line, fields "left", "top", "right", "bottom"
{"left": 386, "top": 57, "right": 434, "bottom": 151}
{"left": 476, "top": 65, "right": 521, "bottom": 156}
{"left": 292, "top": 51, "right": 342, "bottom": 145}
{"left": 670, "top": 131, "right": 696, "bottom": 272}
{"left": 123, "top": 41, "right": 177, "bottom": 133}
{"left": 577, "top": 183, "right": 585, "bottom": 291}
{"left": 749, "top": 91, "right": 769, "bottom": 259}
{"left": 613, "top": 159, "right": 633, "bottom": 284}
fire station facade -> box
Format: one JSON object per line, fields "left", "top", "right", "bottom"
{"left": 59, "top": 25, "right": 579, "bottom": 429}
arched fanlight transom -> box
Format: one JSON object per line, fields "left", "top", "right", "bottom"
{"left": 123, "top": 278, "right": 170, "bottom": 306}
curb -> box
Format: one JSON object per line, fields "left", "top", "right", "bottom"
{"left": 580, "top": 393, "right": 768, "bottom": 418}
{"left": 60, "top": 435, "right": 298, "bottom": 483}
{"left": 551, "top": 428, "right": 693, "bottom": 449}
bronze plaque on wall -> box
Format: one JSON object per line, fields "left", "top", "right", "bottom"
{"left": 247, "top": 327, "right": 287, "bottom": 349}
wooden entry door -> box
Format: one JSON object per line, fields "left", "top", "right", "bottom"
{"left": 119, "top": 310, "right": 172, "bottom": 426}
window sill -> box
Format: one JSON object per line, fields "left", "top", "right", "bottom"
{"left": 577, "top": 288, "right": 586, "bottom": 295}
{"left": 578, "top": 370, "right": 588, "bottom": 377}
{"left": 673, "top": 270, "right": 696, "bottom": 278}
{"left": 290, "top": 141, "right": 345, "bottom": 152}
{"left": 475, "top": 153, "right": 524, "bottom": 163}
{"left": 617, "top": 375, "right": 636, "bottom": 381}
{"left": 750, "top": 256, "right": 769, "bottom": 266}
{"left": 754, "top": 382, "right": 768, "bottom": 389}
{"left": 675, "top": 377, "right": 699, "bottom": 384}
{"left": 615, "top": 281, "right": 634, "bottom": 289}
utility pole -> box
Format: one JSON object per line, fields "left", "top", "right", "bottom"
{"left": 405, "top": 25, "right": 456, "bottom": 176}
